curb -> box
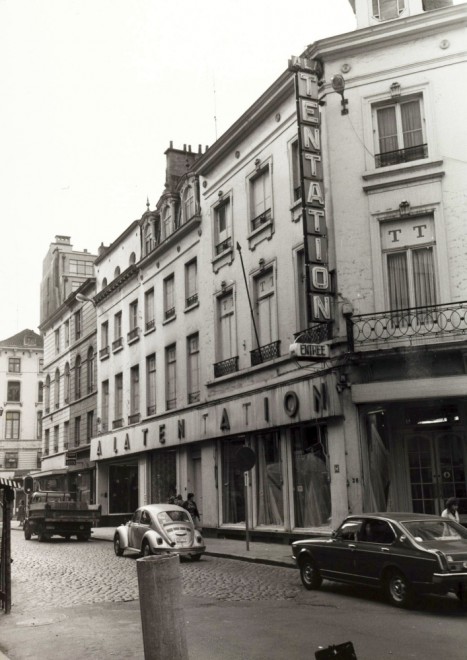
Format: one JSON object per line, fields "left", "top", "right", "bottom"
{"left": 204, "top": 550, "right": 295, "bottom": 569}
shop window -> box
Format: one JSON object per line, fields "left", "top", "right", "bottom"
{"left": 5, "top": 452, "right": 18, "bottom": 469}
{"left": 291, "top": 425, "right": 331, "bottom": 528}
{"left": 254, "top": 433, "right": 284, "bottom": 526}
{"left": 109, "top": 463, "right": 139, "bottom": 514}
{"left": 221, "top": 438, "right": 246, "bottom": 524}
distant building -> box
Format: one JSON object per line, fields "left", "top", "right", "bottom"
{"left": 0, "top": 330, "right": 43, "bottom": 483}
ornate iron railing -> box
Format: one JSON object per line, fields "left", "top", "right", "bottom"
{"left": 164, "top": 307, "right": 175, "bottom": 321}
{"left": 127, "top": 327, "right": 140, "bottom": 343}
{"left": 251, "top": 208, "right": 272, "bottom": 231}
{"left": 166, "top": 398, "right": 177, "bottom": 410}
{"left": 348, "top": 300, "right": 467, "bottom": 351}
{"left": 146, "top": 404, "right": 156, "bottom": 416}
{"left": 186, "top": 293, "right": 198, "bottom": 308}
{"left": 215, "top": 237, "right": 232, "bottom": 255}
{"left": 375, "top": 143, "right": 428, "bottom": 168}
{"left": 294, "top": 324, "right": 332, "bottom": 344}
{"left": 214, "top": 356, "right": 239, "bottom": 378}
{"left": 145, "top": 319, "right": 155, "bottom": 332}
{"left": 250, "top": 340, "right": 281, "bottom": 366}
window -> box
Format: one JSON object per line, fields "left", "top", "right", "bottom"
{"left": 44, "top": 429, "right": 50, "bottom": 455}
{"left": 36, "top": 411, "right": 42, "bottom": 439}
{"left": 74, "top": 416, "right": 81, "bottom": 447}
{"left": 144, "top": 288, "right": 155, "bottom": 332}
{"left": 87, "top": 410, "right": 94, "bottom": 441}
{"left": 102, "top": 277, "right": 108, "bottom": 289}
{"left": 38, "top": 381, "right": 44, "bottom": 403}
{"left": 115, "top": 373, "right": 123, "bottom": 424}
{"left": 214, "top": 198, "right": 232, "bottom": 255}
{"left": 64, "top": 320, "right": 70, "bottom": 347}
{"left": 45, "top": 375, "right": 50, "bottom": 411}
{"left": 164, "top": 275, "right": 175, "bottom": 321}
{"left": 64, "top": 363, "right": 70, "bottom": 402}
{"left": 182, "top": 186, "right": 195, "bottom": 223}
{"left": 7, "top": 381, "right": 21, "bottom": 402}
{"left": 254, "top": 268, "right": 277, "bottom": 346}
{"left": 187, "top": 334, "right": 200, "bottom": 404}
{"left": 101, "top": 380, "right": 109, "bottom": 432}
{"left": 249, "top": 165, "right": 272, "bottom": 231}
{"left": 54, "top": 369, "right": 60, "bottom": 408}
{"left": 185, "top": 259, "right": 198, "bottom": 308}
{"left": 55, "top": 328, "right": 60, "bottom": 354}
{"left": 74, "top": 310, "right": 82, "bottom": 341}
{"left": 144, "top": 221, "right": 154, "bottom": 255}
{"left": 374, "top": 96, "right": 426, "bottom": 167}
{"left": 64, "top": 420, "right": 69, "bottom": 449}
{"left": 114, "top": 266, "right": 121, "bottom": 278}
{"left": 146, "top": 354, "right": 156, "bottom": 416}
{"left": 165, "top": 345, "right": 177, "bottom": 410}
{"left": 372, "top": 0, "right": 405, "bottom": 21}
{"left": 8, "top": 358, "right": 20, "bottom": 373}
{"left": 75, "top": 355, "right": 82, "bottom": 399}
{"left": 54, "top": 425, "right": 59, "bottom": 453}
{"left": 100, "top": 321, "right": 109, "bottom": 357}
{"left": 114, "top": 311, "right": 122, "bottom": 348}
{"left": 382, "top": 217, "right": 437, "bottom": 313}
{"left": 162, "top": 205, "right": 173, "bottom": 239}
{"left": 128, "top": 300, "right": 139, "bottom": 342}
{"left": 217, "top": 291, "right": 236, "bottom": 362}
{"left": 69, "top": 259, "right": 93, "bottom": 276}
{"left": 129, "top": 252, "right": 136, "bottom": 265}
{"left": 39, "top": 358, "right": 44, "bottom": 372}
{"left": 130, "top": 365, "right": 140, "bottom": 418}
{"left": 87, "top": 346, "right": 95, "bottom": 393}
{"left": 5, "top": 452, "right": 18, "bottom": 469}
{"left": 5, "top": 411, "right": 20, "bottom": 439}
{"left": 291, "top": 140, "right": 301, "bottom": 202}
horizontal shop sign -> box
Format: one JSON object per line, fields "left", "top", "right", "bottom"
{"left": 289, "top": 342, "right": 330, "bottom": 359}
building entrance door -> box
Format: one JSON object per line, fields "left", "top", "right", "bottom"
{"left": 405, "top": 430, "right": 467, "bottom": 515}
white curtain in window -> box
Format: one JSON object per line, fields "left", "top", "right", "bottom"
{"left": 256, "top": 436, "right": 284, "bottom": 526}
{"left": 251, "top": 169, "right": 271, "bottom": 219}
{"left": 387, "top": 252, "right": 410, "bottom": 310}
{"left": 401, "top": 100, "right": 423, "bottom": 148}
{"left": 377, "top": 106, "right": 398, "bottom": 153}
{"left": 413, "top": 247, "right": 436, "bottom": 308}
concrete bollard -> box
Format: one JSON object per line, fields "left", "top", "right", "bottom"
{"left": 136, "top": 554, "right": 188, "bottom": 660}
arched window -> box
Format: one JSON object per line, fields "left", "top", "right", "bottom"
{"left": 129, "top": 251, "right": 136, "bottom": 265}
{"left": 45, "top": 375, "right": 50, "bottom": 412}
{"left": 64, "top": 363, "right": 70, "bottom": 403}
{"left": 54, "top": 368, "right": 60, "bottom": 409}
{"left": 183, "top": 186, "right": 195, "bottom": 223}
{"left": 102, "top": 277, "right": 108, "bottom": 289}
{"left": 114, "top": 266, "right": 121, "bottom": 278}
{"left": 75, "top": 355, "right": 82, "bottom": 400}
{"left": 87, "top": 346, "right": 95, "bottom": 393}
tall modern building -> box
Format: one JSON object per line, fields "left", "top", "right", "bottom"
{"left": 0, "top": 330, "right": 43, "bottom": 484}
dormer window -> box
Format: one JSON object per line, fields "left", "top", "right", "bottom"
{"left": 372, "top": 0, "right": 405, "bottom": 20}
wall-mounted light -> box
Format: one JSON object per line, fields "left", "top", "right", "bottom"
{"left": 390, "top": 82, "right": 401, "bottom": 98}
{"left": 76, "top": 293, "right": 97, "bottom": 308}
{"left": 336, "top": 373, "right": 351, "bottom": 394}
{"left": 331, "top": 75, "right": 349, "bottom": 115}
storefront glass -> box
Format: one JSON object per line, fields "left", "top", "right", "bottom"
{"left": 108, "top": 463, "right": 138, "bottom": 514}
{"left": 151, "top": 449, "right": 177, "bottom": 504}
{"left": 291, "top": 425, "right": 331, "bottom": 528}
{"left": 255, "top": 432, "right": 284, "bottom": 526}
{"left": 221, "top": 438, "right": 246, "bottom": 524}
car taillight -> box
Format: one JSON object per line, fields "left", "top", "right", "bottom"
{"left": 196, "top": 536, "right": 202, "bottom": 543}
{"left": 435, "top": 551, "right": 448, "bottom": 570}
{"left": 157, "top": 537, "right": 163, "bottom": 545}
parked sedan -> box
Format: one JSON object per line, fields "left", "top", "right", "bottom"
{"left": 113, "top": 504, "right": 205, "bottom": 560}
{"left": 292, "top": 513, "right": 467, "bottom": 608}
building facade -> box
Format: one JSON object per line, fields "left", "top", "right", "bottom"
{"left": 0, "top": 330, "right": 43, "bottom": 488}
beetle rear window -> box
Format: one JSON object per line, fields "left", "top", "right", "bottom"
{"left": 158, "top": 510, "right": 191, "bottom": 526}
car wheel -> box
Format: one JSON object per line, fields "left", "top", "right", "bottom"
{"left": 385, "top": 570, "right": 412, "bottom": 608}
{"left": 142, "top": 541, "right": 152, "bottom": 557}
{"left": 24, "top": 522, "right": 32, "bottom": 540}
{"left": 113, "top": 535, "right": 124, "bottom": 557}
{"left": 456, "top": 585, "right": 467, "bottom": 608}
{"left": 299, "top": 557, "right": 322, "bottom": 590}
{"left": 191, "top": 554, "right": 201, "bottom": 562}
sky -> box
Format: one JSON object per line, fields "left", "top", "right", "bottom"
{"left": 0, "top": 0, "right": 359, "bottom": 339}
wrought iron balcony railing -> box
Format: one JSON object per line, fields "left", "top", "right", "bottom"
{"left": 186, "top": 293, "right": 198, "bottom": 308}
{"left": 215, "top": 237, "right": 232, "bottom": 255}
{"left": 375, "top": 143, "right": 428, "bottom": 168}
{"left": 127, "top": 327, "right": 140, "bottom": 343}
{"left": 166, "top": 398, "right": 177, "bottom": 411}
{"left": 251, "top": 208, "right": 272, "bottom": 231}
{"left": 112, "top": 337, "right": 123, "bottom": 351}
{"left": 214, "top": 356, "right": 239, "bottom": 378}
{"left": 348, "top": 301, "right": 467, "bottom": 351}
{"left": 145, "top": 319, "right": 155, "bottom": 332}
{"left": 250, "top": 340, "right": 281, "bottom": 366}
{"left": 164, "top": 307, "right": 175, "bottom": 321}
{"left": 294, "top": 324, "right": 332, "bottom": 344}
{"left": 146, "top": 404, "right": 156, "bottom": 416}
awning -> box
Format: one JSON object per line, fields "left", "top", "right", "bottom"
{"left": 0, "top": 477, "right": 22, "bottom": 489}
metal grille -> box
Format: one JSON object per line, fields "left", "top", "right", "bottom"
{"left": 127, "top": 328, "right": 140, "bottom": 342}
{"left": 294, "top": 324, "right": 332, "bottom": 343}
{"left": 375, "top": 143, "right": 427, "bottom": 168}
{"left": 250, "top": 340, "right": 281, "bottom": 366}
{"left": 214, "top": 356, "right": 239, "bottom": 378}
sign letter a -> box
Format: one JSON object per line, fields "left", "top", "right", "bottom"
{"left": 220, "top": 408, "right": 230, "bottom": 431}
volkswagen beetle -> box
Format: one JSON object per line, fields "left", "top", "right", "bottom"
{"left": 113, "top": 503, "right": 205, "bottom": 560}
{"left": 292, "top": 513, "right": 467, "bottom": 608}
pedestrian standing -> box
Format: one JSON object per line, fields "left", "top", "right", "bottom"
{"left": 183, "top": 493, "right": 201, "bottom": 528}
{"left": 173, "top": 494, "right": 184, "bottom": 507}
{"left": 442, "top": 497, "right": 460, "bottom": 523}
{"left": 17, "top": 500, "right": 26, "bottom": 526}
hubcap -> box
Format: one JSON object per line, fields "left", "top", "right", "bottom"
{"left": 304, "top": 563, "right": 314, "bottom": 583}
{"left": 390, "top": 575, "right": 406, "bottom": 602}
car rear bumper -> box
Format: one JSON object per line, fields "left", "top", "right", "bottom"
{"left": 153, "top": 546, "right": 205, "bottom": 556}
{"left": 433, "top": 571, "right": 467, "bottom": 585}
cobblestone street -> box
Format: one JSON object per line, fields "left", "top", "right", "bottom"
{"left": 10, "top": 534, "right": 301, "bottom": 612}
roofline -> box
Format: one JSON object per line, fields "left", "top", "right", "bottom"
{"left": 94, "top": 220, "right": 141, "bottom": 265}
{"left": 38, "top": 278, "right": 96, "bottom": 332}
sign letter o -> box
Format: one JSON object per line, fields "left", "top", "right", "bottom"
{"left": 284, "top": 391, "right": 299, "bottom": 417}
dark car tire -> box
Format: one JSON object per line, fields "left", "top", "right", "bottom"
{"left": 77, "top": 534, "right": 90, "bottom": 541}
{"left": 299, "top": 557, "right": 322, "bottom": 590}
{"left": 456, "top": 586, "right": 467, "bottom": 608}
{"left": 113, "top": 535, "right": 124, "bottom": 557}
{"left": 24, "top": 522, "right": 32, "bottom": 540}
{"left": 385, "top": 569, "right": 412, "bottom": 608}
{"left": 191, "top": 554, "right": 202, "bottom": 561}
{"left": 38, "top": 530, "right": 50, "bottom": 542}
{"left": 142, "top": 541, "right": 152, "bottom": 557}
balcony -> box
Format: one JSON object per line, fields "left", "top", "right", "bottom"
{"left": 145, "top": 319, "right": 155, "bottom": 332}
{"left": 214, "top": 356, "right": 239, "bottom": 378}
{"left": 146, "top": 404, "right": 156, "bottom": 416}
{"left": 215, "top": 237, "right": 232, "bottom": 256}
{"left": 294, "top": 324, "right": 332, "bottom": 343}
{"left": 375, "top": 143, "right": 428, "bottom": 168}
{"left": 112, "top": 337, "right": 123, "bottom": 352}
{"left": 348, "top": 301, "right": 467, "bottom": 352}
{"left": 164, "top": 307, "right": 175, "bottom": 322}
{"left": 251, "top": 208, "right": 272, "bottom": 232}
{"left": 99, "top": 346, "right": 110, "bottom": 360}
{"left": 186, "top": 293, "right": 198, "bottom": 308}
{"left": 127, "top": 327, "right": 140, "bottom": 344}
{"left": 128, "top": 413, "right": 140, "bottom": 425}
{"left": 188, "top": 391, "right": 200, "bottom": 404}
{"left": 166, "top": 398, "right": 177, "bottom": 411}
{"left": 250, "top": 340, "right": 281, "bottom": 366}
{"left": 112, "top": 418, "right": 124, "bottom": 429}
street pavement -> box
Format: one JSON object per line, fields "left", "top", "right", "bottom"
{"left": 1, "top": 523, "right": 467, "bottom": 659}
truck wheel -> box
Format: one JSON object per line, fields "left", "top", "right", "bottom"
{"left": 24, "top": 522, "right": 32, "bottom": 540}
{"left": 38, "top": 530, "right": 50, "bottom": 542}
{"left": 77, "top": 534, "right": 90, "bottom": 541}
